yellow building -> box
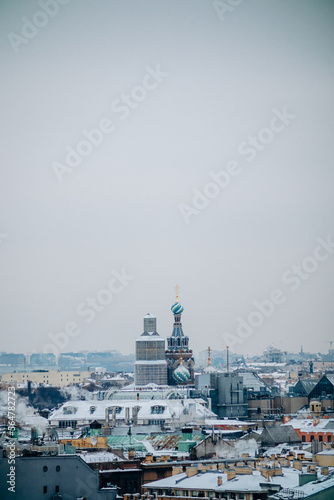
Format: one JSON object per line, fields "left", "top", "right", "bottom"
{"left": 316, "top": 450, "right": 334, "bottom": 467}
{"left": 1, "top": 369, "right": 92, "bottom": 387}
{"left": 60, "top": 436, "right": 108, "bottom": 449}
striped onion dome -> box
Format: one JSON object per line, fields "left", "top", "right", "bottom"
{"left": 171, "top": 302, "right": 184, "bottom": 314}
{"left": 172, "top": 363, "right": 190, "bottom": 383}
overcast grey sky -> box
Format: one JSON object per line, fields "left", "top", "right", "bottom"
{"left": 1, "top": 0, "right": 333, "bottom": 358}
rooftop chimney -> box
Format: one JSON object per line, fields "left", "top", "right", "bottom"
{"left": 186, "top": 467, "right": 198, "bottom": 478}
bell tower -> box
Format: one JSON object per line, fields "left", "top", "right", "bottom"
{"left": 165, "top": 286, "right": 195, "bottom": 385}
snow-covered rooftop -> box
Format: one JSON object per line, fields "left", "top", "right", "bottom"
{"left": 283, "top": 417, "right": 334, "bottom": 433}
{"left": 136, "top": 335, "right": 165, "bottom": 341}
{"left": 204, "top": 418, "right": 256, "bottom": 427}
{"left": 134, "top": 360, "right": 167, "bottom": 365}
{"left": 144, "top": 469, "right": 301, "bottom": 493}
{"left": 49, "top": 398, "right": 216, "bottom": 424}
{"left": 79, "top": 451, "right": 122, "bottom": 463}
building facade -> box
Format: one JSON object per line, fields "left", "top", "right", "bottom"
{"left": 0, "top": 454, "right": 117, "bottom": 500}
{"left": 49, "top": 398, "right": 216, "bottom": 428}
{"left": 134, "top": 313, "right": 167, "bottom": 386}
{"left": 216, "top": 372, "right": 248, "bottom": 418}
{"left": 1, "top": 369, "right": 91, "bottom": 387}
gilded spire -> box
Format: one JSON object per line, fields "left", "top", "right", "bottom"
{"left": 175, "top": 284, "right": 180, "bottom": 301}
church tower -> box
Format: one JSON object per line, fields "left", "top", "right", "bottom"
{"left": 165, "top": 287, "right": 195, "bottom": 385}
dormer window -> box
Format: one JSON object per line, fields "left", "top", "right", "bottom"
{"left": 151, "top": 405, "right": 165, "bottom": 414}
{"left": 112, "top": 406, "right": 122, "bottom": 414}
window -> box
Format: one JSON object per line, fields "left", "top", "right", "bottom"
{"left": 59, "top": 420, "right": 77, "bottom": 428}
{"left": 302, "top": 435, "right": 306, "bottom": 442}
{"left": 43, "top": 466, "right": 48, "bottom": 472}
{"left": 56, "top": 465, "right": 60, "bottom": 472}
{"left": 148, "top": 419, "right": 165, "bottom": 426}
{"left": 310, "top": 435, "right": 314, "bottom": 442}
{"left": 151, "top": 405, "right": 165, "bottom": 414}
{"left": 319, "top": 435, "right": 323, "bottom": 442}
{"left": 43, "top": 486, "right": 47, "bottom": 494}
{"left": 55, "top": 485, "right": 59, "bottom": 493}
{"left": 328, "top": 435, "right": 332, "bottom": 443}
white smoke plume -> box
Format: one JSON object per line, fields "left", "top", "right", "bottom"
{"left": 60, "top": 385, "right": 92, "bottom": 400}
{"left": 0, "top": 390, "right": 48, "bottom": 434}
{"left": 215, "top": 438, "right": 258, "bottom": 458}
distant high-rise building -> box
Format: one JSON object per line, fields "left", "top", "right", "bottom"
{"left": 30, "top": 353, "right": 56, "bottom": 366}
{"left": 0, "top": 353, "right": 25, "bottom": 367}
{"left": 165, "top": 293, "right": 195, "bottom": 385}
{"left": 134, "top": 313, "right": 167, "bottom": 386}
{"left": 58, "top": 352, "right": 86, "bottom": 369}
{"left": 263, "top": 346, "right": 283, "bottom": 363}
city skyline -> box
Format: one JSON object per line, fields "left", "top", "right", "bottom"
{"left": 1, "top": 338, "right": 332, "bottom": 358}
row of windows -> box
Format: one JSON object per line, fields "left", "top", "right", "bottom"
{"left": 151, "top": 405, "right": 165, "bottom": 414}
{"left": 12, "top": 375, "right": 82, "bottom": 381}
{"left": 43, "top": 485, "right": 59, "bottom": 494}
{"left": 59, "top": 420, "right": 77, "bottom": 428}
{"left": 302, "top": 434, "right": 332, "bottom": 442}
{"left": 43, "top": 465, "right": 61, "bottom": 472}
{"left": 107, "top": 406, "right": 123, "bottom": 415}
{"left": 155, "top": 490, "right": 243, "bottom": 499}
{"left": 135, "top": 367, "right": 167, "bottom": 373}
{"left": 148, "top": 419, "right": 165, "bottom": 425}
